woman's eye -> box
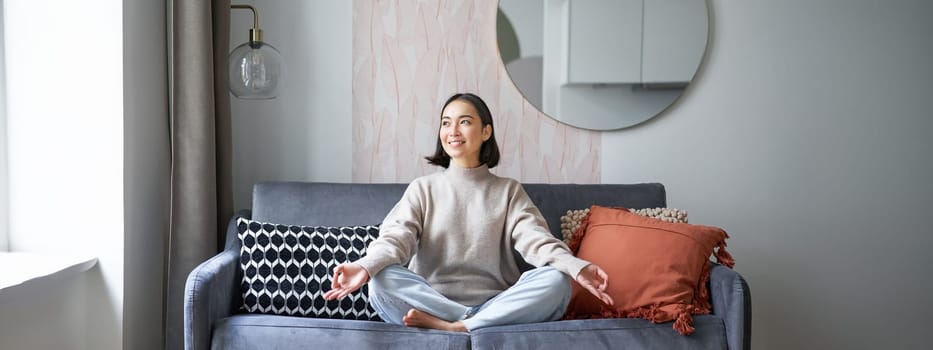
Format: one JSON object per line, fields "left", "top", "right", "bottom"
{"left": 460, "top": 120, "right": 471, "bottom": 125}
{"left": 441, "top": 121, "right": 450, "bottom": 127}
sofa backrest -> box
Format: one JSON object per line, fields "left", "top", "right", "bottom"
{"left": 522, "top": 183, "right": 666, "bottom": 239}
{"left": 251, "top": 182, "right": 408, "bottom": 227}
{"left": 248, "top": 181, "right": 667, "bottom": 240}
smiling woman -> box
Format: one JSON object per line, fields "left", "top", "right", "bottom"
{"left": 498, "top": 0, "right": 709, "bottom": 130}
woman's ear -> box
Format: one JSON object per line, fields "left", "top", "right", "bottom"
{"left": 483, "top": 125, "right": 492, "bottom": 141}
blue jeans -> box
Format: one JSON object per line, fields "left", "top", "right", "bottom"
{"left": 368, "top": 264, "right": 571, "bottom": 331}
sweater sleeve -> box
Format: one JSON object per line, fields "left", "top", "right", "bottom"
{"left": 354, "top": 181, "right": 424, "bottom": 277}
{"left": 506, "top": 184, "right": 591, "bottom": 279}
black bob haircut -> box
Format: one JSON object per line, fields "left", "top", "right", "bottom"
{"left": 425, "top": 93, "right": 500, "bottom": 169}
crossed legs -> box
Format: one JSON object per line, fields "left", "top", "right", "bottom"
{"left": 368, "top": 265, "right": 570, "bottom": 332}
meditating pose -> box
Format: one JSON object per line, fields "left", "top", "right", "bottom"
{"left": 323, "top": 93, "right": 613, "bottom": 332}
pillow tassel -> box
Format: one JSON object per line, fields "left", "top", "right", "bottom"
{"left": 673, "top": 306, "right": 696, "bottom": 336}
{"left": 714, "top": 237, "right": 735, "bottom": 268}
{"left": 621, "top": 303, "right": 662, "bottom": 323}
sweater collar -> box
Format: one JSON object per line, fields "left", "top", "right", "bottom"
{"left": 445, "top": 163, "right": 492, "bottom": 181}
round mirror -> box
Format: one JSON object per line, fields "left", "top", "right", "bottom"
{"left": 497, "top": 0, "right": 709, "bottom": 130}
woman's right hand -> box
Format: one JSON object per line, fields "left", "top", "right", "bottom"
{"left": 322, "top": 263, "right": 370, "bottom": 300}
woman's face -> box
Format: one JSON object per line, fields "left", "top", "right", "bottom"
{"left": 439, "top": 99, "right": 491, "bottom": 168}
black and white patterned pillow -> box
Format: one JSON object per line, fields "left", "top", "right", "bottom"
{"left": 237, "top": 217, "right": 381, "bottom": 321}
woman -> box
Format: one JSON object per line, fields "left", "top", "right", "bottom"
{"left": 323, "top": 93, "right": 613, "bottom": 332}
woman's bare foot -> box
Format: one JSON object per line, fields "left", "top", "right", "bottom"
{"left": 402, "top": 309, "right": 468, "bottom": 333}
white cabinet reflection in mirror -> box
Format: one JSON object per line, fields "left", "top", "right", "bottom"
{"left": 498, "top": 0, "right": 708, "bottom": 130}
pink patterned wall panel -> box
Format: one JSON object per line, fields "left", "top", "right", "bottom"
{"left": 352, "top": 0, "right": 600, "bottom": 183}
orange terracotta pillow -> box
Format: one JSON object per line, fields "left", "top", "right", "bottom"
{"left": 563, "top": 205, "right": 735, "bottom": 335}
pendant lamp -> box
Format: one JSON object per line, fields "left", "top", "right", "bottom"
{"left": 229, "top": 4, "right": 283, "bottom": 99}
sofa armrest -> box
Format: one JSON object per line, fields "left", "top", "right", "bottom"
{"left": 709, "top": 263, "right": 751, "bottom": 350}
{"left": 184, "top": 248, "right": 239, "bottom": 350}
{"left": 184, "top": 211, "right": 249, "bottom": 350}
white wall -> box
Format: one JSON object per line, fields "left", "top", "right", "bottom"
{"left": 230, "top": 0, "right": 933, "bottom": 348}
{"left": 602, "top": 1, "right": 933, "bottom": 348}
{"left": 2, "top": 0, "right": 124, "bottom": 349}
{"left": 0, "top": 271, "right": 88, "bottom": 349}
{"left": 230, "top": 0, "right": 352, "bottom": 210}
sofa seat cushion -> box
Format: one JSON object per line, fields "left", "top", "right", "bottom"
{"left": 470, "top": 316, "right": 727, "bottom": 350}
{"left": 211, "top": 314, "right": 470, "bottom": 350}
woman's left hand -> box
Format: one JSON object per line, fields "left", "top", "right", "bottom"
{"left": 576, "top": 264, "right": 614, "bottom": 306}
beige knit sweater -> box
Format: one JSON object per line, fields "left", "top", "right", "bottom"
{"left": 355, "top": 164, "right": 590, "bottom": 305}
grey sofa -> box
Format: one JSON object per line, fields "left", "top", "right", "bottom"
{"left": 185, "top": 182, "right": 751, "bottom": 350}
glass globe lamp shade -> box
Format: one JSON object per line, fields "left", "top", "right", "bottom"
{"left": 228, "top": 41, "right": 283, "bottom": 99}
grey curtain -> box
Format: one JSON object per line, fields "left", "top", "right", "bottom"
{"left": 165, "top": 0, "right": 233, "bottom": 349}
